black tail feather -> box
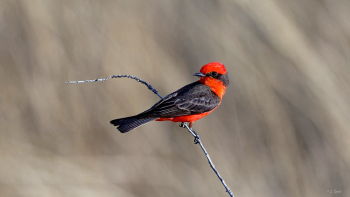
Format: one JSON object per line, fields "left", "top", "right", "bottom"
{"left": 110, "top": 115, "right": 155, "bottom": 133}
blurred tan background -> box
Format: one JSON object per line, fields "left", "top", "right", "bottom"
{"left": 1, "top": 0, "right": 350, "bottom": 196}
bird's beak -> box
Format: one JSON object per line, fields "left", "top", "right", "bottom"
{"left": 193, "top": 72, "right": 206, "bottom": 77}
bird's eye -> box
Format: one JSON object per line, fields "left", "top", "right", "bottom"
{"left": 211, "top": 71, "right": 219, "bottom": 78}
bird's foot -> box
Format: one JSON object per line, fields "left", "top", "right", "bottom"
{"left": 179, "top": 122, "right": 186, "bottom": 128}
{"left": 179, "top": 122, "right": 193, "bottom": 128}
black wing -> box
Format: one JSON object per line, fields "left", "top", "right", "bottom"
{"left": 141, "top": 81, "right": 220, "bottom": 118}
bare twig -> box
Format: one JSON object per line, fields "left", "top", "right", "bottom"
{"left": 182, "top": 123, "right": 235, "bottom": 197}
{"left": 66, "top": 75, "right": 235, "bottom": 197}
{"left": 65, "top": 75, "right": 163, "bottom": 99}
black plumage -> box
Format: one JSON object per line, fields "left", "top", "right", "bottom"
{"left": 110, "top": 81, "right": 220, "bottom": 133}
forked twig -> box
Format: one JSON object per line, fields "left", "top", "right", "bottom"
{"left": 66, "top": 75, "right": 235, "bottom": 197}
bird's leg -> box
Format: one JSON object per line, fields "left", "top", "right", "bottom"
{"left": 179, "top": 122, "right": 187, "bottom": 128}
{"left": 179, "top": 122, "right": 192, "bottom": 129}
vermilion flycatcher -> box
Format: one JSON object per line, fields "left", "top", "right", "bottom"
{"left": 110, "top": 62, "right": 229, "bottom": 133}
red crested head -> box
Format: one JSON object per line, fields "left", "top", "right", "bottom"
{"left": 193, "top": 62, "right": 229, "bottom": 98}
{"left": 200, "top": 62, "right": 227, "bottom": 75}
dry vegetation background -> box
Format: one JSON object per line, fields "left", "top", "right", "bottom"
{"left": 1, "top": 0, "right": 350, "bottom": 197}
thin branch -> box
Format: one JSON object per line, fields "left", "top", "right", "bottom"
{"left": 182, "top": 123, "right": 235, "bottom": 197}
{"left": 66, "top": 75, "right": 235, "bottom": 197}
{"left": 65, "top": 75, "right": 163, "bottom": 99}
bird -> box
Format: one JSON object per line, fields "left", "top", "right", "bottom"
{"left": 110, "top": 62, "right": 229, "bottom": 133}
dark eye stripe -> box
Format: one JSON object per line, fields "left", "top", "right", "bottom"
{"left": 207, "top": 71, "right": 220, "bottom": 78}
